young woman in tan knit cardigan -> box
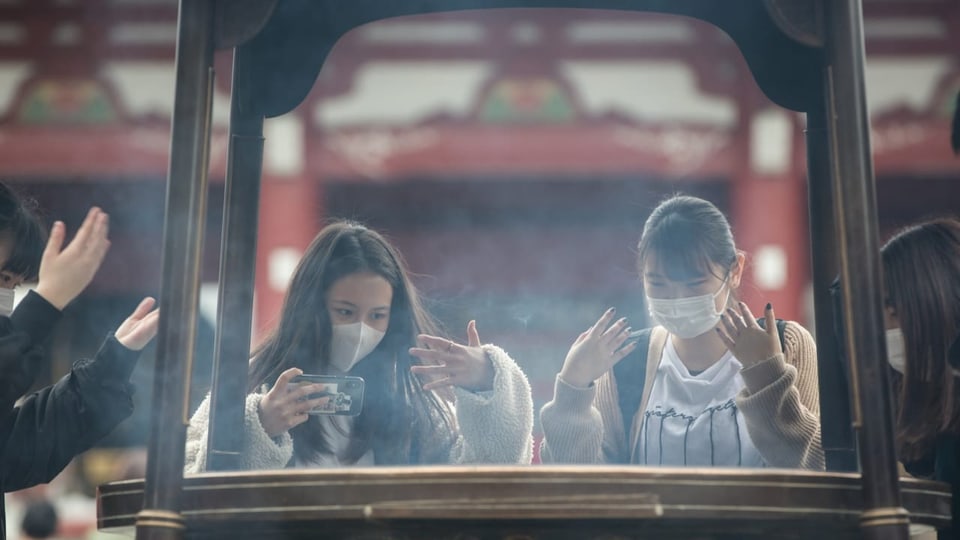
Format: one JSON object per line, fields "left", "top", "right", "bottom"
{"left": 540, "top": 195, "right": 822, "bottom": 469}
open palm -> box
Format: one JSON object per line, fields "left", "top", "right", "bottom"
{"left": 115, "top": 297, "right": 160, "bottom": 351}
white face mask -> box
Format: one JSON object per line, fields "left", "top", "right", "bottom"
{"left": 647, "top": 282, "right": 729, "bottom": 339}
{"left": 885, "top": 328, "right": 906, "bottom": 374}
{"left": 0, "top": 288, "right": 15, "bottom": 317}
{"left": 329, "top": 322, "right": 386, "bottom": 373}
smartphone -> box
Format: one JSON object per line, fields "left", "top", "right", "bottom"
{"left": 289, "top": 374, "right": 365, "bottom": 416}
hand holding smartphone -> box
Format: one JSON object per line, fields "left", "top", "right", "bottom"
{"left": 289, "top": 375, "right": 365, "bottom": 416}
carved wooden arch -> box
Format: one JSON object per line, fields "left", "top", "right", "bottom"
{"left": 233, "top": 1, "right": 822, "bottom": 119}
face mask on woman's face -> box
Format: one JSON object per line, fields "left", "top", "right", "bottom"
{"left": 885, "top": 327, "right": 906, "bottom": 374}
{"left": 647, "top": 280, "right": 730, "bottom": 339}
{"left": 0, "top": 287, "right": 15, "bottom": 317}
{"left": 330, "top": 322, "right": 386, "bottom": 373}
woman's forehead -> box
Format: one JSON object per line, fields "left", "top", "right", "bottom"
{"left": 644, "top": 251, "right": 723, "bottom": 281}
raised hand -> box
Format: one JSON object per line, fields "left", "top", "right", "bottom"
{"left": 35, "top": 207, "right": 111, "bottom": 310}
{"left": 257, "top": 368, "right": 330, "bottom": 439}
{"left": 114, "top": 297, "right": 160, "bottom": 351}
{"left": 716, "top": 301, "right": 781, "bottom": 367}
{"left": 558, "top": 308, "right": 636, "bottom": 388}
{"left": 409, "top": 320, "right": 495, "bottom": 392}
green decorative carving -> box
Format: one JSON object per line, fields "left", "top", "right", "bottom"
{"left": 18, "top": 80, "right": 118, "bottom": 125}
{"left": 480, "top": 78, "right": 575, "bottom": 124}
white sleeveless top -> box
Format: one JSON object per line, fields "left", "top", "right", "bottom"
{"left": 636, "top": 339, "right": 765, "bottom": 467}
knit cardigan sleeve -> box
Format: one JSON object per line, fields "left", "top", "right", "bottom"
{"left": 736, "top": 321, "right": 824, "bottom": 470}
{"left": 538, "top": 370, "right": 629, "bottom": 464}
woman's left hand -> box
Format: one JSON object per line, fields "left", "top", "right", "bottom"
{"left": 409, "top": 320, "right": 495, "bottom": 392}
{"left": 716, "top": 301, "right": 781, "bottom": 367}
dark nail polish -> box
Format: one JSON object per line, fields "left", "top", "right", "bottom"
{"left": 766, "top": 303, "right": 772, "bottom": 310}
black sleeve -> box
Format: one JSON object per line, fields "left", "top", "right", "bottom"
{"left": 0, "top": 291, "right": 62, "bottom": 410}
{"left": 0, "top": 336, "right": 139, "bottom": 492}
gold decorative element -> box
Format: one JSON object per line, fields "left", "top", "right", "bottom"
{"left": 860, "top": 506, "right": 911, "bottom": 528}
{"left": 362, "top": 493, "right": 662, "bottom": 520}
{"left": 135, "top": 509, "right": 185, "bottom": 530}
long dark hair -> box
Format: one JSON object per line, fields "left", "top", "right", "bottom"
{"left": 637, "top": 195, "right": 739, "bottom": 286}
{"left": 248, "top": 221, "right": 456, "bottom": 465}
{"left": 0, "top": 182, "right": 46, "bottom": 281}
{"left": 881, "top": 218, "right": 960, "bottom": 461}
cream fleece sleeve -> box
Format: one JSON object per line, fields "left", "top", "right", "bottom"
{"left": 736, "top": 321, "right": 824, "bottom": 470}
{"left": 452, "top": 344, "right": 535, "bottom": 464}
{"left": 184, "top": 391, "right": 293, "bottom": 473}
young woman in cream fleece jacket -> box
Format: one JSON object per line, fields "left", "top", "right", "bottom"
{"left": 540, "top": 195, "right": 822, "bottom": 470}
{"left": 185, "top": 221, "right": 533, "bottom": 471}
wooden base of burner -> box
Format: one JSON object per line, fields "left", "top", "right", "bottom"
{"left": 98, "top": 466, "right": 951, "bottom": 539}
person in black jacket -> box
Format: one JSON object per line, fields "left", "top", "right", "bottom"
{"left": 0, "top": 186, "right": 159, "bottom": 539}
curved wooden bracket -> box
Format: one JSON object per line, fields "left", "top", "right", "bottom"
{"left": 214, "top": 0, "right": 279, "bottom": 50}
{"left": 765, "top": 0, "right": 824, "bottom": 48}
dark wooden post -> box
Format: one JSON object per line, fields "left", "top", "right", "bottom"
{"left": 822, "top": 0, "right": 908, "bottom": 537}
{"left": 805, "top": 92, "right": 858, "bottom": 473}
{"left": 205, "top": 45, "right": 264, "bottom": 472}
{"left": 135, "top": 0, "right": 215, "bottom": 538}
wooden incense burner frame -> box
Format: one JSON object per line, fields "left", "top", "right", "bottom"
{"left": 100, "top": 2, "right": 952, "bottom": 540}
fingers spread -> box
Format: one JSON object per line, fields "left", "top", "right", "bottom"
{"left": 72, "top": 207, "right": 101, "bottom": 248}
{"left": 43, "top": 221, "right": 65, "bottom": 258}
{"left": 131, "top": 297, "right": 156, "bottom": 319}
{"left": 614, "top": 339, "right": 638, "bottom": 361}
{"left": 410, "top": 365, "right": 449, "bottom": 376}
{"left": 466, "top": 320, "right": 481, "bottom": 348}
{"left": 715, "top": 327, "right": 736, "bottom": 350}
{"left": 726, "top": 308, "right": 746, "bottom": 331}
{"left": 422, "top": 376, "right": 454, "bottom": 391}
{"left": 411, "top": 362, "right": 455, "bottom": 391}
{"left": 589, "top": 308, "right": 616, "bottom": 337}
{"left": 764, "top": 303, "right": 777, "bottom": 335}
{"left": 417, "top": 334, "right": 458, "bottom": 352}
{"left": 720, "top": 313, "right": 738, "bottom": 335}
{"left": 409, "top": 347, "right": 448, "bottom": 365}
{"left": 609, "top": 325, "right": 631, "bottom": 350}
{"left": 600, "top": 317, "right": 628, "bottom": 340}
{"left": 738, "top": 302, "right": 760, "bottom": 329}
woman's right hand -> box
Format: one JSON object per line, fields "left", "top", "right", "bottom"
{"left": 35, "top": 207, "right": 111, "bottom": 310}
{"left": 558, "top": 308, "right": 636, "bottom": 388}
{"left": 114, "top": 297, "right": 160, "bottom": 351}
{"left": 257, "top": 368, "right": 331, "bottom": 439}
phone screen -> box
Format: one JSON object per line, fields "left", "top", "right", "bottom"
{"left": 290, "top": 375, "right": 365, "bottom": 416}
